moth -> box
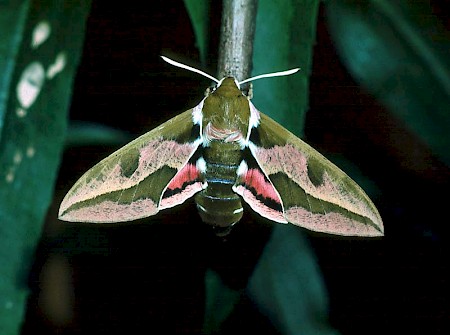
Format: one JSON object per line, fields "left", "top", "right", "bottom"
{"left": 59, "top": 56, "right": 383, "bottom": 237}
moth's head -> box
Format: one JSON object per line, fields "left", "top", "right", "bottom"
{"left": 218, "top": 77, "right": 241, "bottom": 88}
{"left": 211, "top": 77, "right": 244, "bottom": 98}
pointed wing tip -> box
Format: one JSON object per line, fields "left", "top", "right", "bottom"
{"left": 57, "top": 214, "right": 68, "bottom": 222}
{"left": 57, "top": 208, "right": 80, "bottom": 223}
{"left": 352, "top": 221, "right": 384, "bottom": 237}
{"left": 316, "top": 224, "right": 384, "bottom": 237}
{"left": 366, "top": 228, "right": 384, "bottom": 237}
{"left": 346, "top": 219, "right": 384, "bottom": 237}
{"left": 57, "top": 206, "right": 69, "bottom": 222}
{"left": 374, "top": 225, "right": 385, "bottom": 237}
{"left": 370, "top": 217, "right": 384, "bottom": 237}
{"left": 58, "top": 198, "right": 77, "bottom": 222}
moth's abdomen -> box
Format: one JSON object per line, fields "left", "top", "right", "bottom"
{"left": 195, "top": 190, "right": 242, "bottom": 228}
{"left": 195, "top": 143, "right": 243, "bottom": 234}
{"left": 194, "top": 162, "right": 243, "bottom": 231}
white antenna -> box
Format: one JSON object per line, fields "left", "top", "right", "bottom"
{"left": 161, "top": 55, "right": 300, "bottom": 85}
{"left": 161, "top": 56, "right": 220, "bottom": 84}
{"left": 238, "top": 68, "right": 300, "bottom": 85}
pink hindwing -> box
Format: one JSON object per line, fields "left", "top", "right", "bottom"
{"left": 233, "top": 160, "right": 287, "bottom": 223}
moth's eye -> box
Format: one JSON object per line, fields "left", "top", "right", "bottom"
{"left": 241, "top": 83, "right": 253, "bottom": 99}
{"left": 240, "top": 88, "right": 249, "bottom": 97}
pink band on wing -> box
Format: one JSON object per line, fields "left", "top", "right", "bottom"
{"left": 159, "top": 182, "right": 203, "bottom": 210}
{"left": 60, "top": 198, "right": 158, "bottom": 223}
{"left": 285, "top": 207, "right": 383, "bottom": 237}
{"left": 166, "top": 163, "right": 200, "bottom": 191}
{"left": 234, "top": 185, "right": 287, "bottom": 223}
{"left": 243, "top": 168, "right": 281, "bottom": 203}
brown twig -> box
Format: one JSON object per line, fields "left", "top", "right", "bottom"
{"left": 217, "top": 0, "right": 258, "bottom": 81}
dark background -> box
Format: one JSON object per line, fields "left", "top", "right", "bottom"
{"left": 22, "top": 1, "right": 448, "bottom": 334}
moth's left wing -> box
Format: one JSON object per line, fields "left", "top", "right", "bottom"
{"left": 238, "top": 103, "right": 383, "bottom": 237}
{"left": 59, "top": 105, "right": 204, "bottom": 223}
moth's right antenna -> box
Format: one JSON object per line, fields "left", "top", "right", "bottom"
{"left": 161, "top": 56, "right": 220, "bottom": 84}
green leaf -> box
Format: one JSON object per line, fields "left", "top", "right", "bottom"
{"left": 247, "top": 225, "right": 339, "bottom": 335}
{"left": 252, "top": 0, "right": 320, "bottom": 137}
{"left": 0, "top": 1, "right": 30, "bottom": 138}
{"left": 0, "top": 1, "right": 91, "bottom": 334}
{"left": 325, "top": 0, "right": 450, "bottom": 165}
{"left": 203, "top": 269, "right": 242, "bottom": 334}
{"left": 183, "top": 0, "right": 210, "bottom": 64}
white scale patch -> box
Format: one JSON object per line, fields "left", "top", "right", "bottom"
{"left": 192, "top": 99, "right": 204, "bottom": 125}
{"left": 192, "top": 99, "right": 205, "bottom": 147}
{"left": 196, "top": 157, "right": 207, "bottom": 173}
{"left": 237, "top": 138, "right": 248, "bottom": 149}
{"left": 236, "top": 160, "right": 248, "bottom": 177}
{"left": 240, "top": 101, "right": 261, "bottom": 149}
{"left": 248, "top": 101, "right": 261, "bottom": 129}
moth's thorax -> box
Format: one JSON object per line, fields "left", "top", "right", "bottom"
{"left": 202, "top": 77, "right": 250, "bottom": 144}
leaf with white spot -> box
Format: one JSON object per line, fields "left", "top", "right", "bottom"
{"left": 0, "top": 2, "right": 91, "bottom": 334}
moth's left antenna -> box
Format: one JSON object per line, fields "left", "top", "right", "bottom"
{"left": 239, "top": 68, "right": 300, "bottom": 85}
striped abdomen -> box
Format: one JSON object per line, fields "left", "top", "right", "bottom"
{"left": 194, "top": 142, "right": 243, "bottom": 233}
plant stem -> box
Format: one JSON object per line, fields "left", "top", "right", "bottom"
{"left": 217, "top": 0, "right": 258, "bottom": 81}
